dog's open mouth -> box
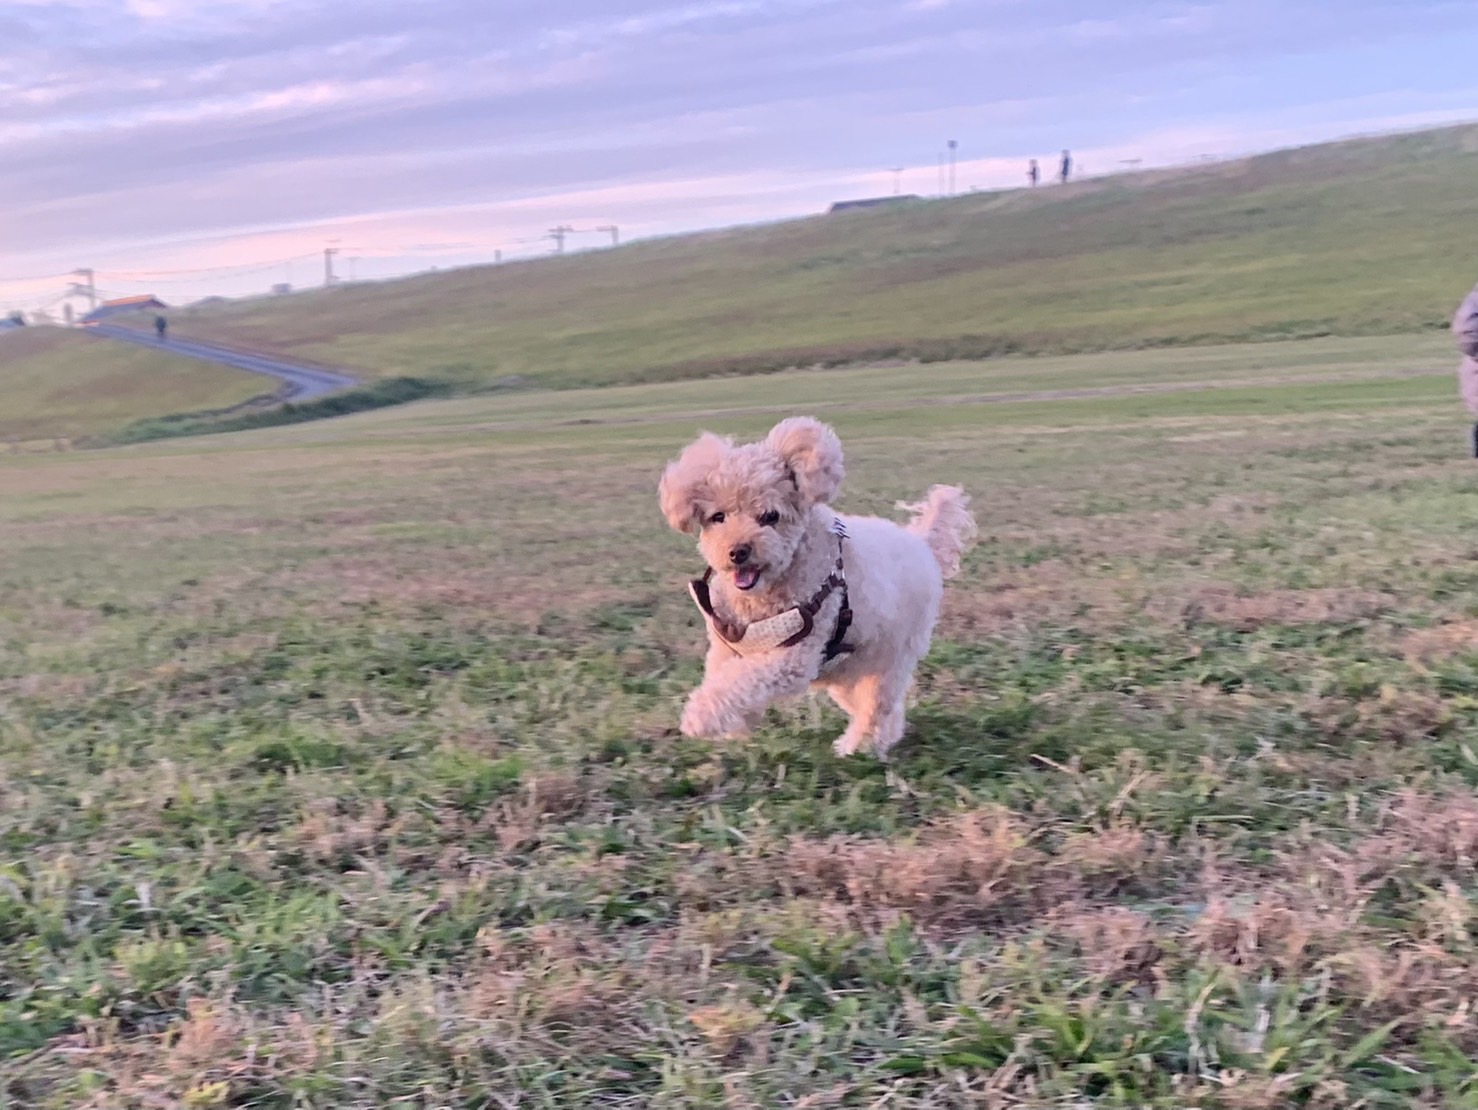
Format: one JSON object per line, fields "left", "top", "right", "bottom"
{"left": 733, "top": 566, "right": 763, "bottom": 591}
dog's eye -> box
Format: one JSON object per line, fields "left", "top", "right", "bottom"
{"left": 758, "top": 509, "right": 780, "bottom": 527}
{"left": 707, "top": 511, "right": 726, "bottom": 526}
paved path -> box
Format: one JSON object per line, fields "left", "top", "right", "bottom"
{"left": 86, "top": 323, "right": 358, "bottom": 401}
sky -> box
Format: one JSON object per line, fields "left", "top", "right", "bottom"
{"left": 4, "top": 0, "right": 1478, "bottom": 314}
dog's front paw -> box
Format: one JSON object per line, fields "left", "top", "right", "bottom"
{"left": 679, "top": 701, "right": 712, "bottom": 739}
{"left": 680, "top": 694, "right": 748, "bottom": 740}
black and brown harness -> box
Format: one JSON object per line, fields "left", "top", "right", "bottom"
{"left": 688, "top": 518, "right": 854, "bottom": 669}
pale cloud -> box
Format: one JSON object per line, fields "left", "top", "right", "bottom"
{"left": 0, "top": 75, "right": 430, "bottom": 144}
{"left": 123, "top": 0, "right": 299, "bottom": 22}
{"left": 126, "top": 0, "right": 177, "bottom": 19}
{"left": 1068, "top": 18, "right": 1126, "bottom": 40}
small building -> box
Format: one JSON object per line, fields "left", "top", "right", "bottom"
{"left": 81, "top": 294, "right": 168, "bottom": 324}
{"left": 827, "top": 195, "right": 922, "bottom": 214}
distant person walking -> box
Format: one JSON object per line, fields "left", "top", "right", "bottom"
{"left": 1452, "top": 279, "right": 1478, "bottom": 456}
{"left": 1059, "top": 149, "right": 1072, "bottom": 184}
{"left": 154, "top": 315, "right": 167, "bottom": 342}
{"left": 1028, "top": 159, "right": 1039, "bottom": 187}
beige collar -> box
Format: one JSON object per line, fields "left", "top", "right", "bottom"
{"left": 688, "top": 519, "right": 853, "bottom": 664}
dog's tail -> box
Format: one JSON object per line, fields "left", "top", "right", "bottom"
{"left": 899, "top": 485, "right": 977, "bottom": 580}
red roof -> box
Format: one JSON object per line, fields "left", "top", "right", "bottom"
{"left": 100, "top": 294, "right": 165, "bottom": 307}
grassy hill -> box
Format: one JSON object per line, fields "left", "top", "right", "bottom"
{"left": 0, "top": 327, "right": 270, "bottom": 441}
{"left": 167, "top": 122, "right": 1478, "bottom": 389}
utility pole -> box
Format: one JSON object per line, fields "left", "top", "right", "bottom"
{"left": 69, "top": 268, "right": 96, "bottom": 312}
{"left": 947, "top": 139, "right": 958, "bottom": 196}
{"left": 890, "top": 167, "right": 904, "bottom": 195}
{"left": 595, "top": 224, "right": 619, "bottom": 247}
{"left": 323, "top": 245, "right": 339, "bottom": 287}
{"left": 548, "top": 225, "right": 574, "bottom": 254}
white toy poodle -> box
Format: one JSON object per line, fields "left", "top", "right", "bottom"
{"left": 658, "top": 416, "right": 976, "bottom": 758}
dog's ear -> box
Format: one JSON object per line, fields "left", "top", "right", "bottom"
{"left": 766, "top": 417, "right": 844, "bottom": 507}
{"left": 658, "top": 432, "right": 729, "bottom": 533}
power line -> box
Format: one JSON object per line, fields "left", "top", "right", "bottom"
{"left": 48, "top": 221, "right": 626, "bottom": 307}
{"left": 3, "top": 292, "right": 73, "bottom": 320}
{"left": 98, "top": 252, "right": 321, "bottom": 280}
{"left": 0, "top": 270, "right": 71, "bottom": 285}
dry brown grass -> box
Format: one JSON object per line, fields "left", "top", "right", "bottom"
{"left": 936, "top": 560, "right": 1139, "bottom": 639}
{"left": 1162, "top": 585, "right": 1396, "bottom": 632}
{"left": 767, "top": 808, "right": 1165, "bottom": 932}
{"left": 1301, "top": 687, "right": 1455, "bottom": 745}
{"left": 486, "top": 772, "right": 590, "bottom": 853}
{"left": 1400, "top": 620, "right": 1478, "bottom": 666}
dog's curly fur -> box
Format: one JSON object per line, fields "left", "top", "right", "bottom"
{"left": 659, "top": 417, "right": 977, "bottom": 758}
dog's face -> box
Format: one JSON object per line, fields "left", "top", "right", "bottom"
{"left": 659, "top": 417, "right": 845, "bottom": 594}
{"left": 688, "top": 467, "right": 803, "bottom": 593}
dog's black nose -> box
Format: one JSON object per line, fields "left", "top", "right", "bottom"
{"left": 730, "top": 544, "right": 752, "bottom": 566}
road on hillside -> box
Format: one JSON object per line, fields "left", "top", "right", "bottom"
{"left": 86, "top": 322, "right": 358, "bottom": 402}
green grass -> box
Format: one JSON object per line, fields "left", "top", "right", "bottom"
{"left": 106, "top": 376, "right": 455, "bottom": 445}
{"left": 0, "top": 327, "right": 269, "bottom": 441}
{"left": 162, "top": 123, "right": 1478, "bottom": 390}
{"left": 3, "top": 336, "right": 1478, "bottom": 1106}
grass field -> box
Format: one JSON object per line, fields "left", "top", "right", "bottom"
{"left": 4, "top": 335, "right": 1477, "bottom": 1107}
{"left": 0, "top": 328, "right": 268, "bottom": 442}
{"left": 159, "top": 124, "right": 1478, "bottom": 390}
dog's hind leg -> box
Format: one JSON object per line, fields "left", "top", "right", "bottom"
{"left": 822, "top": 683, "right": 870, "bottom": 756}
{"left": 829, "top": 666, "right": 915, "bottom": 759}
{"left": 868, "top": 697, "right": 908, "bottom": 760}
{"left": 865, "top": 669, "right": 913, "bottom": 760}
{"left": 826, "top": 683, "right": 859, "bottom": 718}
{"left": 827, "top": 672, "right": 900, "bottom": 758}
{"left": 827, "top": 675, "right": 875, "bottom": 757}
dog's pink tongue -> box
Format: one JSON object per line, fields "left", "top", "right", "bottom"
{"left": 734, "top": 567, "right": 760, "bottom": 591}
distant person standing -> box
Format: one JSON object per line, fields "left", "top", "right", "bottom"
{"left": 1059, "top": 149, "right": 1072, "bottom": 184}
{"left": 154, "top": 315, "right": 167, "bottom": 341}
{"left": 1028, "top": 159, "right": 1039, "bottom": 187}
{"left": 1452, "top": 279, "right": 1478, "bottom": 457}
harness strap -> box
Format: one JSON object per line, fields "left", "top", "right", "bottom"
{"left": 820, "top": 518, "right": 852, "bottom": 662}
{"left": 688, "top": 518, "right": 853, "bottom": 665}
